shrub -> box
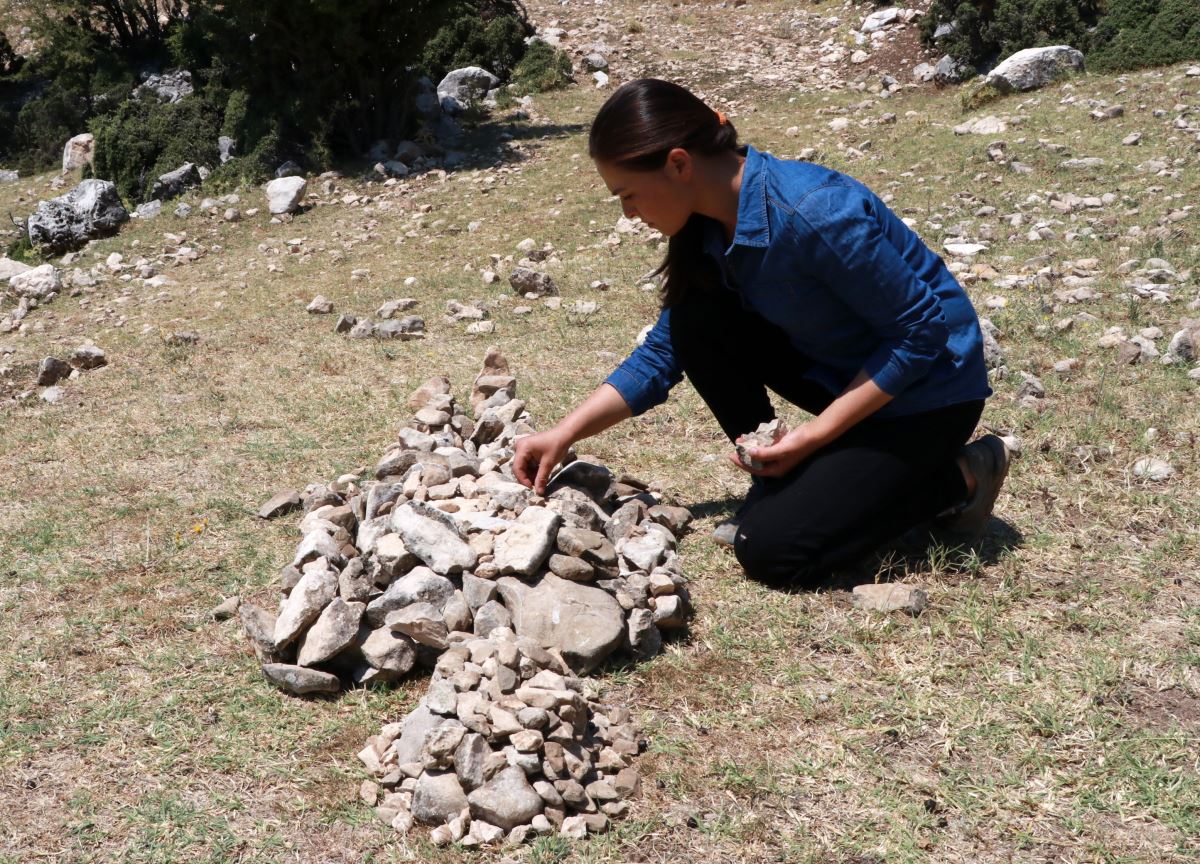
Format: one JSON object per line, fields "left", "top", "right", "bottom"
{"left": 0, "top": 32, "right": 22, "bottom": 76}
{"left": 922, "top": 0, "right": 1100, "bottom": 69}
{"left": 90, "top": 93, "right": 222, "bottom": 201}
{"left": 1088, "top": 0, "right": 1200, "bottom": 72}
{"left": 422, "top": 12, "right": 531, "bottom": 81}
{"left": 511, "top": 41, "right": 574, "bottom": 94}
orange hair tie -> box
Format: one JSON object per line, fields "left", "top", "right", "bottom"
{"left": 716, "top": 110, "right": 728, "bottom": 126}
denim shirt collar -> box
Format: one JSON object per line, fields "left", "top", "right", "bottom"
{"left": 730, "top": 144, "right": 770, "bottom": 249}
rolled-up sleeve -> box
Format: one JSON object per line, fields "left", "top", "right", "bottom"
{"left": 790, "top": 187, "right": 950, "bottom": 397}
{"left": 603, "top": 308, "right": 684, "bottom": 416}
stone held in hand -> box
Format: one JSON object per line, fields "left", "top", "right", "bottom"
{"left": 735, "top": 418, "right": 787, "bottom": 471}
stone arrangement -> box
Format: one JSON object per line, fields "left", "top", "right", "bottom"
{"left": 242, "top": 348, "right": 694, "bottom": 844}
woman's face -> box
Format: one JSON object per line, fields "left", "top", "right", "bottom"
{"left": 594, "top": 150, "right": 695, "bottom": 237}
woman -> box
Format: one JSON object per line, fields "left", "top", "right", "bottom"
{"left": 512, "top": 78, "right": 1008, "bottom": 588}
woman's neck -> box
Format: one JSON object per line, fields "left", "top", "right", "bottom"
{"left": 691, "top": 150, "right": 746, "bottom": 244}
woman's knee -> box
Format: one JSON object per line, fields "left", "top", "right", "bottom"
{"left": 732, "top": 516, "right": 826, "bottom": 589}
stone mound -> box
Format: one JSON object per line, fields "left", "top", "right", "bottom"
{"left": 243, "top": 347, "right": 695, "bottom": 845}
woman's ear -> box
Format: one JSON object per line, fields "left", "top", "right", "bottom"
{"left": 665, "top": 147, "right": 693, "bottom": 181}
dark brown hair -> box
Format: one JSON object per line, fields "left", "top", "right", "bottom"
{"left": 589, "top": 79, "right": 740, "bottom": 307}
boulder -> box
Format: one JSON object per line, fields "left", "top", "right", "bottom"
{"left": 266, "top": 176, "right": 307, "bottom": 215}
{"left": 861, "top": 7, "right": 901, "bottom": 32}
{"left": 934, "top": 54, "right": 972, "bottom": 85}
{"left": 218, "top": 135, "right": 237, "bottom": 164}
{"left": 0, "top": 257, "right": 32, "bottom": 282}
{"left": 150, "top": 163, "right": 201, "bottom": 201}
{"left": 467, "top": 766, "right": 544, "bottom": 830}
{"left": 496, "top": 574, "right": 624, "bottom": 674}
{"left": 27, "top": 179, "right": 129, "bottom": 254}
{"left": 437, "top": 67, "right": 500, "bottom": 115}
{"left": 8, "top": 264, "right": 61, "bottom": 301}
{"left": 61, "top": 133, "right": 94, "bottom": 173}
{"left": 133, "top": 70, "right": 193, "bottom": 103}
{"left": 984, "top": 46, "right": 1084, "bottom": 94}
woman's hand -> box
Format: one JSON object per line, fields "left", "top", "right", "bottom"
{"left": 728, "top": 424, "right": 824, "bottom": 478}
{"left": 513, "top": 428, "right": 574, "bottom": 494}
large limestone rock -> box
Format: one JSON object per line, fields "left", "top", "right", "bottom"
{"left": 984, "top": 46, "right": 1084, "bottom": 94}
{"left": 496, "top": 574, "right": 625, "bottom": 673}
{"left": 467, "top": 766, "right": 543, "bottom": 830}
{"left": 391, "top": 502, "right": 477, "bottom": 575}
{"left": 296, "top": 598, "right": 364, "bottom": 666}
{"left": 274, "top": 562, "right": 338, "bottom": 648}
{"left": 436, "top": 67, "right": 500, "bottom": 115}
{"left": 27, "top": 179, "right": 129, "bottom": 254}
{"left": 61, "top": 133, "right": 94, "bottom": 174}
{"left": 150, "top": 163, "right": 201, "bottom": 201}
{"left": 0, "top": 257, "right": 32, "bottom": 282}
{"left": 7, "top": 264, "right": 61, "bottom": 301}
{"left": 266, "top": 176, "right": 307, "bottom": 215}
{"left": 493, "top": 505, "right": 560, "bottom": 576}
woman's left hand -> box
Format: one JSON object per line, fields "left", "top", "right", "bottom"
{"left": 727, "top": 424, "right": 826, "bottom": 478}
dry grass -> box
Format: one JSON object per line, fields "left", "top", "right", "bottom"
{"left": 2, "top": 8, "right": 1199, "bottom": 863}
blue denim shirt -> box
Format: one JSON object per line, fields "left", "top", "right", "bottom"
{"left": 605, "top": 145, "right": 991, "bottom": 419}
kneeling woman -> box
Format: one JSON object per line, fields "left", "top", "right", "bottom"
{"left": 513, "top": 78, "right": 1008, "bottom": 588}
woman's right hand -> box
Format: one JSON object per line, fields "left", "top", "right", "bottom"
{"left": 512, "top": 427, "right": 573, "bottom": 495}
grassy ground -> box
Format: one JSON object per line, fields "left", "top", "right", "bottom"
{"left": 2, "top": 32, "right": 1199, "bottom": 864}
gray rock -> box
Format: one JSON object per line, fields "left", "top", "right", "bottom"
{"left": 437, "top": 66, "right": 500, "bottom": 115}
{"left": 496, "top": 574, "right": 624, "bottom": 673}
{"left": 494, "top": 505, "right": 560, "bottom": 576}
{"left": 474, "top": 599, "right": 512, "bottom": 638}
{"left": 385, "top": 601, "right": 449, "bottom": 649}
{"left": 210, "top": 595, "right": 241, "bottom": 621}
{"left": 508, "top": 266, "right": 558, "bottom": 297}
{"left": 0, "top": 169, "right": 18, "bottom": 183}
{"left": 391, "top": 501, "right": 477, "bottom": 575}
{"left": 261, "top": 663, "right": 341, "bottom": 695}
{"left": 258, "top": 489, "right": 301, "bottom": 519}
{"left": 374, "top": 316, "right": 425, "bottom": 340}
{"left": 651, "top": 594, "right": 687, "bottom": 629}
{"left": 366, "top": 566, "right": 455, "bottom": 625}
{"left": 462, "top": 573, "right": 498, "bottom": 611}
{"left": 627, "top": 608, "right": 662, "bottom": 659}
{"left": 467, "top": 766, "right": 544, "bottom": 830}
{"left": 266, "top": 176, "right": 307, "bottom": 215}
{"left": 239, "top": 602, "right": 282, "bottom": 663}
{"left": 547, "top": 553, "right": 594, "bottom": 582}
{"left": 150, "top": 163, "right": 200, "bottom": 201}
{"left": 359, "top": 626, "right": 418, "bottom": 677}
{"left": 582, "top": 53, "right": 608, "bottom": 72}
{"left": 134, "top": 70, "right": 193, "bottom": 103}
{"left": 454, "top": 731, "right": 490, "bottom": 790}
{"left": 860, "top": 7, "right": 900, "bottom": 32}
{"left": 934, "top": 54, "right": 972, "bottom": 85}
{"left": 274, "top": 563, "right": 338, "bottom": 648}
{"left": 69, "top": 344, "right": 106, "bottom": 370}
{"left": 297, "top": 598, "right": 365, "bottom": 666}
{"left": 9, "top": 264, "right": 61, "bottom": 301}
{"left": 851, "top": 583, "right": 928, "bottom": 614}
{"left": 0, "top": 256, "right": 32, "bottom": 281}
{"left": 27, "top": 180, "right": 129, "bottom": 254}
{"left": 61, "top": 133, "right": 94, "bottom": 173}
{"left": 985, "top": 45, "right": 1084, "bottom": 93}
{"left": 393, "top": 703, "right": 451, "bottom": 764}
{"left": 36, "top": 357, "right": 71, "bottom": 386}
{"left": 135, "top": 200, "right": 163, "bottom": 219}
{"left": 412, "top": 770, "right": 469, "bottom": 824}
{"left": 218, "top": 135, "right": 237, "bottom": 164}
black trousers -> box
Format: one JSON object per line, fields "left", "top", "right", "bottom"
{"left": 669, "top": 287, "right": 984, "bottom": 589}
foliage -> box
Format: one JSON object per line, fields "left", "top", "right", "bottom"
{"left": 922, "top": 0, "right": 1100, "bottom": 68}
{"left": 421, "top": 6, "right": 531, "bottom": 81}
{"left": 0, "top": 32, "right": 21, "bottom": 75}
{"left": 89, "top": 92, "right": 222, "bottom": 201}
{"left": 1088, "top": 0, "right": 1200, "bottom": 71}
{"left": 511, "top": 41, "right": 574, "bottom": 94}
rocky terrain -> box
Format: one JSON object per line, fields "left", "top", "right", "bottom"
{"left": 1, "top": 1, "right": 1198, "bottom": 863}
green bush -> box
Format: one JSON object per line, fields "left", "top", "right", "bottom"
{"left": 922, "top": 0, "right": 1100, "bottom": 68}
{"left": 511, "top": 41, "right": 574, "bottom": 94}
{"left": 90, "top": 93, "right": 222, "bottom": 201}
{"left": 1088, "top": 0, "right": 1200, "bottom": 72}
{"left": 422, "top": 13, "right": 530, "bottom": 81}
{"left": 0, "top": 32, "right": 22, "bottom": 76}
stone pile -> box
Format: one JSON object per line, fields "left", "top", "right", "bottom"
{"left": 358, "top": 626, "right": 644, "bottom": 845}
{"left": 244, "top": 347, "right": 691, "bottom": 691}
{"left": 241, "top": 348, "right": 691, "bottom": 842}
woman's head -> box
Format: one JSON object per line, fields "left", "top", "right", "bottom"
{"left": 589, "top": 79, "right": 740, "bottom": 306}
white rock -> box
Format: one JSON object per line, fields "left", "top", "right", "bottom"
{"left": 266, "top": 176, "right": 307, "bottom": 215}
{"left": 1132, "top": 457, "right": 1173, "bottom": 481}
{"left": 985, "top": 46, "right": 1084, "bottom": 93}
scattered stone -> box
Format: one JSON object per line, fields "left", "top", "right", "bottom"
{"left": 211, "top": 596, "right": 241, "bottom": 621}
{"left": 984, "top": 45, "right": 1084, "bottom": 94}
{"left": 306, "top": 295, "right": 334, "bottom": 314}
{"left": 259, "top": 489, "right": 301, "bottom": 519}
{"left": 266, "top": 176, "right": 307, "bottom": 215}
{"left": 852, "top": 583, "right": 928, "bottom": 614}
{"left": 508, "top": 266, "right": 558, "bottom": 297}
{"left": 1132, "top": 458, "right": 1173, "bottom": 482}
{"left": 36, "top": 357, "right": 71, "bottom": 387}
{"left": 69, "top": 344, "right": 107, "bottom": 370}
{"left": 27, "top": 179, "right": 129, "bottom": 254}
{"left": 151, "top": 163, "right": 201, "bottom": 201}
{"left": 261, "top": 663, "right": 341, "bottom": 695}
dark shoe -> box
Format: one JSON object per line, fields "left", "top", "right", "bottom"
{"left": 713, "top": 477, "right": 768, "bottom": 547}
{"left": 936, "top": 434, "right": 1011, "bottom": 547}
